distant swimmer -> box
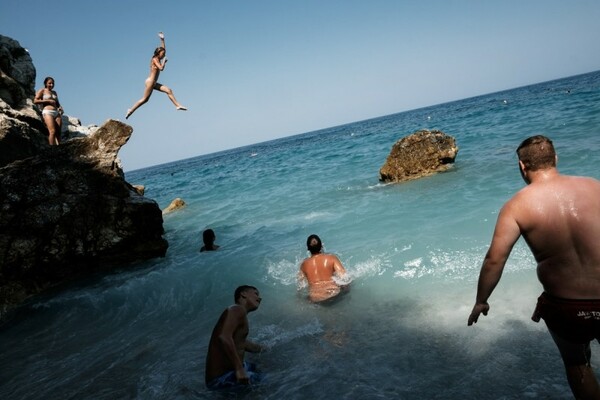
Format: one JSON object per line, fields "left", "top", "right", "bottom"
{"left": 298, "top": 234, "right": 350, "bottom": 303}
{"left": 205, "top": 286, "right": 264, "bottom": 389}
{"left": 468, "top": 135, "right": 600, "bottom": 399}
{"left": 126, "top": 32, "right": 187, "bottom": 119}
{"left": 200, "top": 228, "right": 220, "bottom": 252}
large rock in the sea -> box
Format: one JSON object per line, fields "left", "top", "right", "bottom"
{"left": 0, "top": 120, "right": 169, "bottom": 317}
{"left": 0, "top": 35, "right": 168, "bottom": 318}
{"left": 379, "top": 129, "right": 458, "bottom": 183}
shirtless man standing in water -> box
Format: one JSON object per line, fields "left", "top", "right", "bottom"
{"left": 468, "top": 135, "right": 600, "bottom": 399}
{"left": 205, "top": 285, "right": 264, "bottom": 389}
{"left": 299, "top": 234, "right": 349, "bottom": 303}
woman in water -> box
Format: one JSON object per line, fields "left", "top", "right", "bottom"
{"left": 126, "top": 32, "right": 187, "bottom": 119}
{"left": 34, "top": 76, "right": 63, "bottom": 145}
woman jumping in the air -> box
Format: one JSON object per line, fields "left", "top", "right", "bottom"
{"left": 126, "top": 32, "right": 187, "bottom": 119}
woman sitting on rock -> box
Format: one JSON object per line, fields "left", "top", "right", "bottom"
{"left": 126, "top": 32, "right": 187, "bottom": 119}
{"left": 34, "top": 76, "right": 63, "bottom": 145}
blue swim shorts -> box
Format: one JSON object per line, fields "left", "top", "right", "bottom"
{"left": 206, "top": 362, "right": 263, "bottom": 390}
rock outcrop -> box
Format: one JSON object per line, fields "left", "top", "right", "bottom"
{"left": 0, "top": 35, "right": 168, "bottom": 318}
{"left": 379, "top": 129, "right": 458, "bottom": 183}
{"left": 0, "top": 121, "right": 169, "bottom": 317}
{"left": 62, "top": 115, "right": 99, "bottom": 141}
{"left": 0, "top": 35, "right": 48, "bottom": 167}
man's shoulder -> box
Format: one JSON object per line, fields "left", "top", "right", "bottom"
{"left": 498, "top": 189, "right": 528, "bottom": 218}
{"left": 527, "top": 174, "right": 600, "bottom": 194}
{"left": 569, "top": 175, "right": 600, "bottom": 186}
{"left": 223, "top": 304, "right": 247, "bottom": 320}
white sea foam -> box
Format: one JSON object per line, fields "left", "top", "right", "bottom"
{"left": 346, "top": 255, "right": 390, "bottom": 280}
{"left": 266, "top": 257, "right": 301, "bottom": 286}
{"left": 255, "top": 318, "right": 324, "bottom": 348}
{"left": 303, "top": 211, "right": 331, "bottom": 220}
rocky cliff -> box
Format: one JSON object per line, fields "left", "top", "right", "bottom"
{"left": 0, "top": 35, "right": 168, "bottom": 318}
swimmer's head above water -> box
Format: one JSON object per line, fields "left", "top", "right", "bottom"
{"left": 306, "top": 234, "right": 322, "bottom": 255}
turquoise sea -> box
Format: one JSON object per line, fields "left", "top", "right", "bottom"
{"left": 2, "top": 71, "right": 600, "bottom": 399}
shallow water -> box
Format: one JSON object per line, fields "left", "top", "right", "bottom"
{"left": 2, "top": 71, "right": 600, "bottom": 399}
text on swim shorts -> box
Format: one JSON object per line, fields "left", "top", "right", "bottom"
{"left": 577, "top": 311, "right": 600, "bottom": 319}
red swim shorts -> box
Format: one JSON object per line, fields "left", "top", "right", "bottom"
{"left": 533, "top": 292, "right": 600, "bottom": 344}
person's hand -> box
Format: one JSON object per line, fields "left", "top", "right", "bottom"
{"left": 235, "top": 367, "right": 249, "bottom": 385}
{"left": 158, "top": 32, "right": 165, "bottom": 40}
{"left": 468, "top": 302, "right": 490, "bottom": 326}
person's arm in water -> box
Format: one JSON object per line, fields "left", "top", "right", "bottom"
{"left": 217, "top": 306, "right": 249, "bottom": 383}
{"left": 332, "top": 255, "right": 347, "bottom": 278}
{"left": 468, "top": 202, "right": 521, "bottom": 326}
{"left": 297, "top": 264, "right": 308, "bottom": 290}
{"left": 244, "top": 340, "right": 263, "bottom": 353}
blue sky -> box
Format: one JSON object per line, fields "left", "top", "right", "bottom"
{"left": 3, "top": 0, "right": 600, "bottom": 171}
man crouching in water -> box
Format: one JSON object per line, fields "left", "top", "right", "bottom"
{"left": 205, "top": 285, "right": 264, "bottom": 389}
{"left": 299, "top": 234, "right": 350, "bottom": 303}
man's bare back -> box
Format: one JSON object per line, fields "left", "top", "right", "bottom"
{"left": 501, "top": 174, "right": 600, "bottom": 299}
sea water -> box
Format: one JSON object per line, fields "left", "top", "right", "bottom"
{"left": 2, "top": 71, "right": 600, "bottom": 399}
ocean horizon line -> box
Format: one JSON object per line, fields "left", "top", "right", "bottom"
{"left": 125, "top": 68, "right": 599, "bottom": 174}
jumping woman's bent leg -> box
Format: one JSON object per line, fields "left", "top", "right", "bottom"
{"left": 156, "top": 83, "right": 186, "bottom": 110}
{"left": 127, "top": 80, "right": 155, "bottom": 119}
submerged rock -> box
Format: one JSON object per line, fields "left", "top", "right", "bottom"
{"left": 379, "top": 129, "right": 458, "bottom": 183}
{"left": 163, "top": 198, "right": 186, "bottom": 214}
{"left": 132, "top": 185, "right": 145, "bottom": 195}
{"left": 0, "top": 35, "right": 168, "bottom": 318}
